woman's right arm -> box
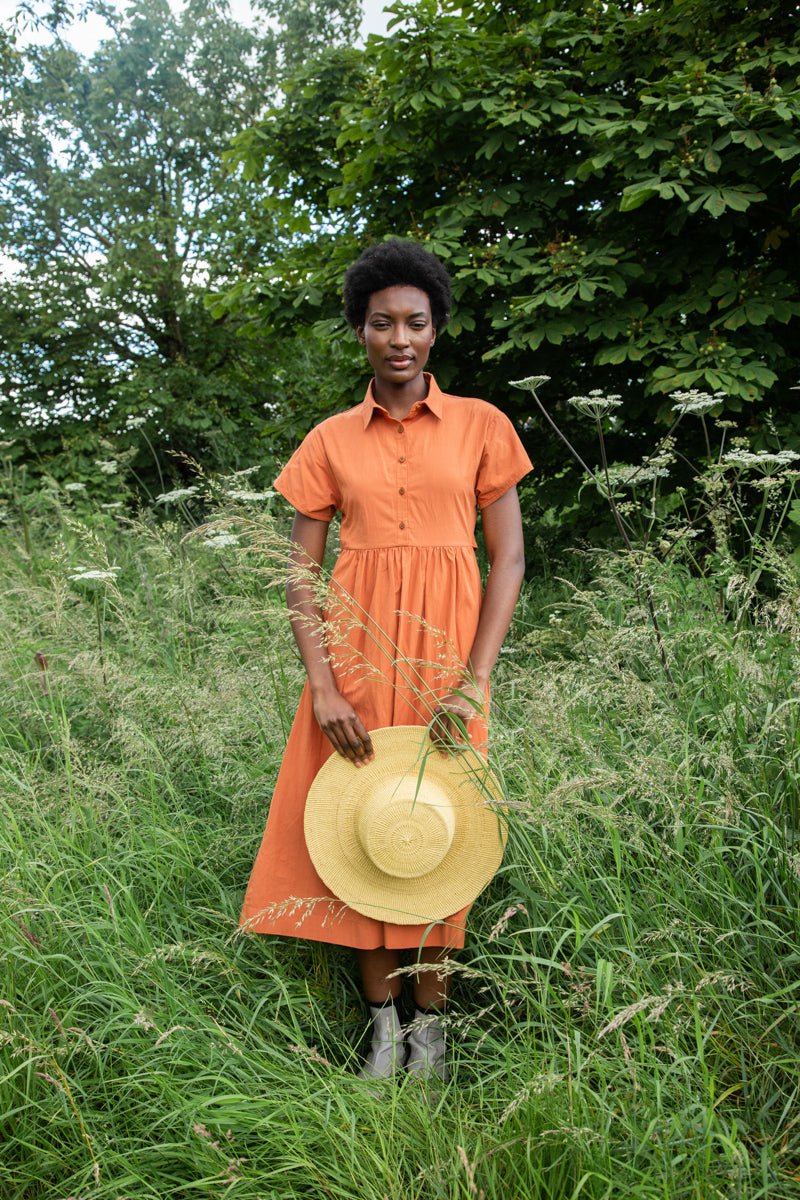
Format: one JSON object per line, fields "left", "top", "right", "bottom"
{"left": 287, "top": 511, "right": 375, "bottom": 767}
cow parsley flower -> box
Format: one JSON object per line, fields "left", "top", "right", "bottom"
{"left": 95, "top": 459, "right": 119, "bottom": 475}
{"left": 722, "top": 449, "right": 800, "bottom": 471}
{"left": 604, "top": 463, "right": 670, "bottom": 489}
{"left": 568, "top": 392, "right": 622, "bottom": 419}
{"left": 203, "top": 533, "right": 240, "bottom": 548}
{"left": 69, "top": 568, "right": 120, "bottom": 582}
{"left": 670, "top": 389, "right": 726, "bottom": 415}
{"left": 64, "top": 482, "right": 87, "bottom": 492}
{"left": 227, "top": 489, "right": 276, "bottom": 501}
{"left": 125, "top": 415, "right": 147, "bottom": 429}
{"left": 509, "top": 375, "right": 551, "bottom": 392}
{"left": 155, "top": 486, "right": 201, "bottom": 503}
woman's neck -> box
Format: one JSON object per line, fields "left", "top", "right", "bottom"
{"left": 372, "top": 372, "right": 429, "bottom": 421}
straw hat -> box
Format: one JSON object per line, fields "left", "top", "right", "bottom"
{"left": 304, "top": 726, "right": 507, "bottom": 924}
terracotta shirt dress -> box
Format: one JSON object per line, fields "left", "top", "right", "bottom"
{"left": 240, "top": 374, "right": 532, "bottom": 950}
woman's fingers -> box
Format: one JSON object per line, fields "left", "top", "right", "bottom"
{"left": 322, "top": 713, "right": 374, "bottom": 766}
{"left": 428, "top": 705, "right": 470, "bottom": 754}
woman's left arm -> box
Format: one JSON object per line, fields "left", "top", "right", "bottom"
{"left": 430, "top": 485, "right": 526, "bottom": 748}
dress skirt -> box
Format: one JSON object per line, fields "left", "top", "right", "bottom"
{"left": 239, "top": 545, "right": 487, "bottom": 950}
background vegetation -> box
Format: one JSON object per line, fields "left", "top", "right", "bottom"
{"left": 1, "top": 0, "right": 799, "bottom": 545}
{"left": 1, "top": 468, "right": 800, "bottom": 1198}
{"left": 2, "top": 1, "right": 800, "bottom": 1197}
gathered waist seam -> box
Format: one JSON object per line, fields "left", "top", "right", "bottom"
{"left": 339, "top": 543, "right": 476, "bottom": 552}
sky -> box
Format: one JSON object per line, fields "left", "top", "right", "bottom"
{"left": 0, "top": 0, "right": 393, "bottom": 51}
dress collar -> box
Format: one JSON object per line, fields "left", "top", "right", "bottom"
{"left": 361, "top": 373, "right": 444, "bottom": 429}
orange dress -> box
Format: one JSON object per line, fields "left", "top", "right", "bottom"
{"left": 240, "top": 375, "right": 532, "bottom": 950}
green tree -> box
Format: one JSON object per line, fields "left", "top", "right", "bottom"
{"left": 0, "top": 0, "right": 361, "bottom": 492}
{"left": 223, "top": 0, "right": 800, "bottom": 535}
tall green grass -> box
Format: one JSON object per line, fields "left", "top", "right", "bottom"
{"left": 1, "top": 491, "right": 800, "bottom": 1199}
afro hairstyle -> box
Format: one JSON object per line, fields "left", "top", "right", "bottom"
{"left": 343, "top": 239, "right": 453, "bottom": 334}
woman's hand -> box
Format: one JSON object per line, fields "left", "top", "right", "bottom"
{"left": 429, "top": 677, "right": 485, "bottom": 754}
{"left": 312, "top": 684, "right": 375, "bottom": 767}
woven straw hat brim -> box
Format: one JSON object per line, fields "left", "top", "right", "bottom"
{"left": 304, "top": 726, "right": 506, "bottom": 924}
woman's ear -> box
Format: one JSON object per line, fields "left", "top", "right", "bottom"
{"left": 356, "top": 326, "right": 365, "bottom": 345}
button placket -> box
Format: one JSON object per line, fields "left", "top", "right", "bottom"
{"left": 397, "top": 423, "right": 408, "bottom": 534}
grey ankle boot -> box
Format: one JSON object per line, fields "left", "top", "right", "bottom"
{"left": 405, "top": 1008, "right": 449, "bottom": 1083}
{"left": 357, "top": 1003, "right": 406, "bottom": 1081}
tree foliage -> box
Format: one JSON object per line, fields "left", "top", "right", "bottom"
{"left": 223, "top": 0, "right": 800, "bottom": 521}
{"left": 0, "top": 0, "right": 360, "bottom": 490}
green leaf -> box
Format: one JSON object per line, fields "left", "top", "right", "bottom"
{"left": 722, "top": 185, "right": 766, "bottom": 212}
{"left": 620, "top": 186, "right": 658, "bottom": 212}
{"left": 702, "top": 191, "right": 727, "bottom": 218}
{"left": 722, "top": 306, "right": 748, "bottom": 331}
{"left": 596, "top": 343, "right": 630, "bottom": 364}
{"left": 703, "top": 149, "right": 722, "bottom": 173}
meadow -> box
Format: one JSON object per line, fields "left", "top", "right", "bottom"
{"left": 1, "top": 469, "right": 799, "bottom": 1200}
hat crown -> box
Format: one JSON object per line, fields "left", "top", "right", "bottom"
{"left": 357, "top": 777, "right": 455, "bottom": 879}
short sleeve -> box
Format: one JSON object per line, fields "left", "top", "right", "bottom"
{"left": 273, "top": 425, "right": 341, "bottom": 521}
{"left": 475, "top": 407, "right": 533, "bottom": 509}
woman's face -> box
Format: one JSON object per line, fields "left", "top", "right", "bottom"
{"left": 357, "top": 286, "right": 435, "bottom": 387}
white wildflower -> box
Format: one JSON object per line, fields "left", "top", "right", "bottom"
{"left": 64, "top": 482, "right": 87, "bottom": 492}
{"left": 604, "top": 463, "right": 670, "bottom": 489}
{"left": 155, "top": 486, "right": 201, "bottom": 503}
{"left": 95, "top": 459, "right": 118, "bottom": 475}
{"left": 670, "top": 389, "right": 726, "bottom": 415}
{"left": 509, "top": 375, "right": 551, "bottom": 392}
{"left": 101, "top": 502, "right": 124, "bottom": 510}
{"left": 69, "top": 568, "right": 120, "bottom": 582}
{"left": 568, "top": 393, "right": 623, "bottom": 419}
{"left": 203, "top": 534, "right": 240, "bottom": 548}
{"left": 230, "top": 465, "right": 260, "bottom": 478}
{"left": 721, "top": 449, "right": 800, "bottom": 471}
{"left": 226, "top": 489, "right": 276, "bottom": 501}
{"left": 0, "top": 439, "right": 17, "bottom": 448}
{"left": 125, "top": 415, "right": 147, "bottom": 429}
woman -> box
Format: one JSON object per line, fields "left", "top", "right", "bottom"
{"left": 240, "top": 239, "right": 531, "bottom": 1082}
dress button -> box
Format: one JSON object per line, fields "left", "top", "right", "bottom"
{"left": 399, "top": 487, "right": 405, "bottom": 495}
{"left": 397, "top": 425, "right": 404, "bottom": 434}
{"left": 398, "top": 456, "right": 405, "bottom": 463}
{"left": 399, "top": 522, "right": 406, "bottom": 530}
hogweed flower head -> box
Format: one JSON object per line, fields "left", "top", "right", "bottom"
{"left": 509, "top": 375, "right": 551, "bottom": 392}
{"left": 226, "top": 489, "right": 276, "bottom": 501}
{"left": 203, "top": 533, "right": 240, "bottom": 548}
{"left": 670, "top": 389, "right": 726, "bottom": 416}
{"left": 125, "top": 415, "right": 147, "bottom": 429}
{"left": 721, "top": 448, "right": 800, "bottom": 472}
{"left": 568, "top": 391, "right": 622, "bottom": 419}
{"left": 156, "top": 486, "right": 201, "bottom": 503}
{"left": 68, "top": 568, "right": 119, "bottom": 583}
{"left": 604, "top": 463, "right": 671, "bottom": 490}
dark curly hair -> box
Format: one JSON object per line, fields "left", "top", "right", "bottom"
{"left": 343, "top": 239, "right": 453, "bottom": 334}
